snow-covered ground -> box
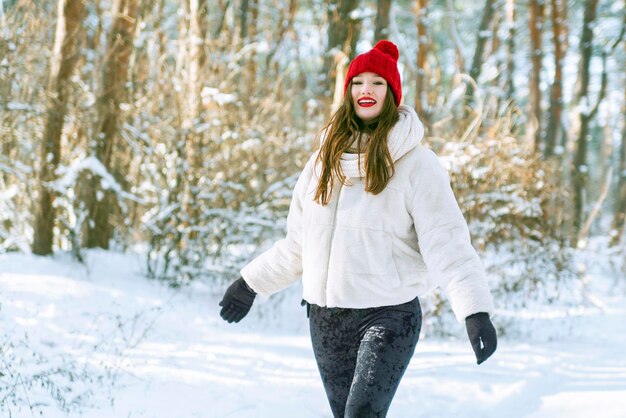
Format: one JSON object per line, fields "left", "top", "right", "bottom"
{"left": 1, "top": 249, "right": 625, "bottom": 418}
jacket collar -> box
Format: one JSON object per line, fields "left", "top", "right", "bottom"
{"left": 339, "top": 105, "right": 424, "bottom": 178}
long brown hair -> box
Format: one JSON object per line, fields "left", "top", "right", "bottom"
{"left": 313, "top": 83, "right": 400, "bottom": 206}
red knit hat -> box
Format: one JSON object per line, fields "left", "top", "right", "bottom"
{"left": 344, "top": 40, "right": 402, "bottom": 106}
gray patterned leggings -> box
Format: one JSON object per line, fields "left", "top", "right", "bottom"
{"left": 309, "top": 298, "right": 422, "bottom": 418}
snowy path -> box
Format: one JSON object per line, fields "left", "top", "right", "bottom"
{"left": 1, "top": 251, "right": 625, "bottom": 417}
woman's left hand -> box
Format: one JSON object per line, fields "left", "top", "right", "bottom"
{"left": 465, "top": 312, "right": 497, "bottom": 365}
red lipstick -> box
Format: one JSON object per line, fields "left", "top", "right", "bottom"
{"left": 357, "top": 96, "right": 377, "bottom": 107}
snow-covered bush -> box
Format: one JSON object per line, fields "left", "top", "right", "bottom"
{"left": 138, "top": 59, "right": 320, "bottom": 285}
{"left": 0, "top": 175, "right": 32, "bottom": 253}
{"left": 438, "top": 136, "right": 578, "bottom": 306}
{"left": 0, "top": 2, "right": 50, "bottom": 254}
{"left": 49, "top": 156, "right": 135, "bottom": 261}
{"left": 417, "top": 98, "right": 581, "bottom": 335}
{"left": 0, "top": 333, "right": 102, "bottom": 417}
{"left": 141, "top": 114, "right": 316, "bottom": 285}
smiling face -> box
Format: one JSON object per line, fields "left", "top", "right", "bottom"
{"left": 350, "top": 72, "right": 388, "bottom": 123}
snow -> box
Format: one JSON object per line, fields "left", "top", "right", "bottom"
{"left": 1, "top": 249, "right": 626, "bottom": 418}
{"left": 7, "top": 102, "right": 34, "bottom": 111}
{"left": 201, "top": 87, "right": 237, "bottom": 106}
{"left": 52, "top": 156, "right": 144, "bottom": 205}
{"left": 478, "top": 61, "right": 499, "bottom": 83}
{"left": 349, "top": 7, "right": 374, "bottom": 21}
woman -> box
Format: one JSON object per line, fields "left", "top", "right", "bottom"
{"left": 219, "top": 40, "right": 497, "bottom": 417}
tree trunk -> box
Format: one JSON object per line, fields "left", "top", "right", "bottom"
{"left": 504, "top": 0, "right": 516, "bottom": 102}
{"left": 571, "top": 0, "right": 599, "bottom": 237}
{"left": 415, "top": 0, "right": 429, "bottom": 123}
{"left": 488, "top": 8, "right": 502, "bottom": 118}
{"left": 239, "top": 0, "right": 249, "bottom": 44}
{"left": 247, "top": 0, "right": 258, "bottom": 97}
{"left": 465, "top": 0, "right": 496, "bottom": 109}
{"left": 236, "top": 0, "right": 257, "bottom": 106}
{"left": 166, "top": 1, "right": 190, "bottom": 262}
{"left": 323, "top": 0, "right": 361, "bottom": 99}
{"left": 212, "top": 0, "right": 231, "bottom": 40}
{"left": 188, "top": 0, "right": 207, "bottom": 118}
{"left": 265, "top": 0, "right": 298, "bottom": 68}
{"left": 528, "top": 0, "right": 545, "bottom": 153}
{"left": 446, "top": 0, "right": 465, "bottom": 74}
{"left": 374, "top": 0, "right": 391, "bottom": 42}
{"left": 185, "top": 0, "right": 208, "bottom": 239}
{"left": 83, "top": 0, "right": 138, "bottom": 249}
{"left": 544, "top": 0, "right": 566, "bottom": 158}
{"left": 611, "top": 44, "right": 626, "bottom": 246}
{"left": 32, "top": 0, "right": 84, "bottom": 255}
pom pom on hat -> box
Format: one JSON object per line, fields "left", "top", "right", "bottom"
{"left": 374, "top": 40, "right": 399, "bottom": 61}
{"left": 344, "top": 40, "right": 402, "bottom": 106}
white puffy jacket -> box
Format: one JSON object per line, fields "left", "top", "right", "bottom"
{"left": 241, "top": 105, "right": 495, "bottom": 322}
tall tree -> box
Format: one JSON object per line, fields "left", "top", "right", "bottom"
{"left": 503, "top": 0, "right": 516, "bottom": 102}
{"left": 32, "top": 0, "right": 84, "bottom": 255}
{"left": 211, "top": 0, "right": 231, "bottom": 40}
{"left": 415, "top": 0, "right": 430, "bottom": 123}
{"left": 184, "top": 0, "right": 208, "bottom": 238}
{"left": 83, "top": 0, "right": 138, "bottom": 249}
{"left": 465, "top": 0, "right": 496, "bottom": 109}
{"left": 265, "top": 0, "right": 298, "bottom": 69}
{"left": 446, "top": 0, "right": 466, "bottom": 74}
{"left": 487, "top": 7, "right": 502, "bottom": 117}
{"left": 571, "top": 0, "right": 600, "bottom": 238}
{"left": 544, "top": 0, "right": 567, "bottom": 158}
{"left": 239, "top": 0, "right": 250, "bottom": 44}
{"left": 610, "top": 17, "right": 626, "bottom": 246}
{"left": 323, "top": 0, "right": 361, "bottom": 99}
{"left": 374, "top": 0, "right": 391, "bottom": 42}
{"left": 612, "top": 81, "right": 626, "bottom": 245}
{"left": 246, "top": 0, "right": 258, "bottom": 98}
{"left": 528, "top": 0, "right": 545, "bottom": 153}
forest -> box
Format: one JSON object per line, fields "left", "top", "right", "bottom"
{"left": 1, "top": 0, "right": 625, "bottom": 299}
{"left": 1, "top": 1, "right": 626, "bottom": 416}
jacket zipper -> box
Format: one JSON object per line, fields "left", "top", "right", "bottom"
{"left": 324, "top": 182, "right": 343, "bottom": 305}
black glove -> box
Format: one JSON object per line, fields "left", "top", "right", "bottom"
{"left": 219, "top": 277, "right": 256, "bottom": 323}
{"left": 465, "top": 312, "right": 497, "bottom": 365}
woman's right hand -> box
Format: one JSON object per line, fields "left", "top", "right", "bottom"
{"left": 219, "top": 277, "right": 257, "bottom": 323}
